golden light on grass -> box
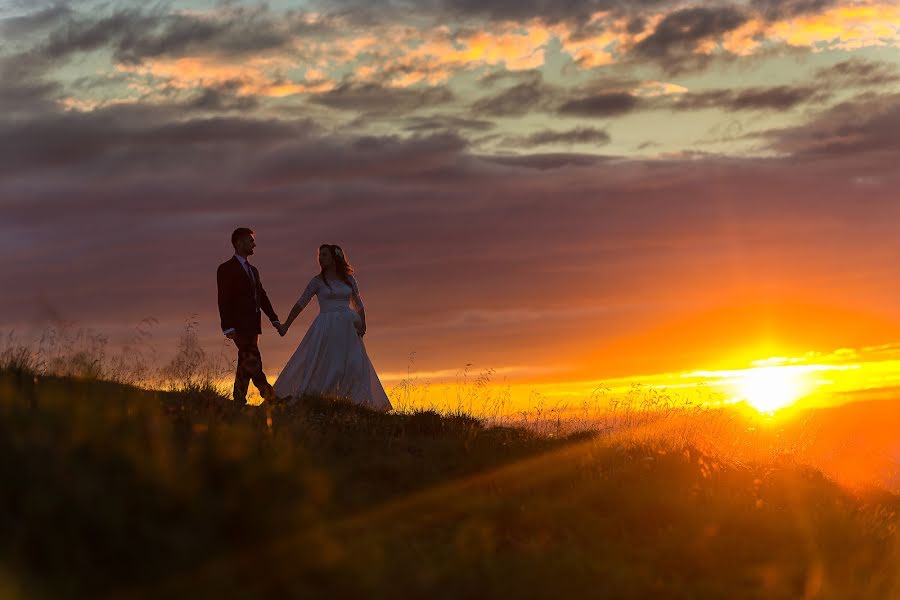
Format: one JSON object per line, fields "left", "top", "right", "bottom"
{"left": 731, "top": 366, "right": 813, "bottom": 414}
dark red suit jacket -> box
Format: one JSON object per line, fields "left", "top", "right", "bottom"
{"left": 217, "top": 257, "right": 279, "bottom": 336}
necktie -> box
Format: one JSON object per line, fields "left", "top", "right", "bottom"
{"left": 245, "top": 263, "right": 258, "bottom": 307}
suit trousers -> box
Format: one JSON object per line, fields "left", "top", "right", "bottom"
{"left": 232, "top": 334, "right": 275, "bottom": 403}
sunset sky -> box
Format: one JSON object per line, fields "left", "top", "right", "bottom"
{"left": 3, "top": 0, "right": 900, "bottom": 412}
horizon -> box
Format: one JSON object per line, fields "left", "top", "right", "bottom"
{"left": 4, "top": 0, "right": 900, "bottom": 417}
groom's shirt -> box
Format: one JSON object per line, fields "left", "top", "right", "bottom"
{"left": 234, "top": 254, "right": 254, "bottom": 286}
{"left": 222, "top": 255, "right": 280, "bottom": 336}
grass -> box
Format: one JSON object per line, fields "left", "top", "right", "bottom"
{"left": 3, "top": 327, "right": 900, "bottom": 597}
{"left": 2, "top": 365, "right": 900, "bottom": 598}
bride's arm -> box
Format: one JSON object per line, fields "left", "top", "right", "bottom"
{"left": 281, "top": 278, "right": 319, "bottom": 334}
{"left": 350, "top": 276, "right": 367, "bottom": 336}
{"left": 282, "top": 303, "right": 304, "bottom": 331}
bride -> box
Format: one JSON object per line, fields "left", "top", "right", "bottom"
{"left": 274, "top": 244, "right": 392, "bottom": 411}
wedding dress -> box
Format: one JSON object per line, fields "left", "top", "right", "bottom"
{"left": 273, "top": 276, "right": 392, "bottom": 411}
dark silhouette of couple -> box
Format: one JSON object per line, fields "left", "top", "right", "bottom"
{"left": 216, "top": 227, "right": 391, "bottom": 411}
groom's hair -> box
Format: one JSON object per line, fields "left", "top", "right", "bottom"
{"left": 231, "top": 227, "right": 254, "bottom": 248}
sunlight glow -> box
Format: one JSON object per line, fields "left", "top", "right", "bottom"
{"left": 732, "top": 366, "right": 812, "bottom": 414}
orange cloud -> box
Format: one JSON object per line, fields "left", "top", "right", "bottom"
{"left": 97, "top": 0, "right": 899, "bottom": 105}
{"left": 766, "top": 3, "right": 900, "bottom": 50}
{"left": 119, "top": 55, "right": 333, "bottom": 99}
{"left": 550, "top": 11, "right": 663, "bottom": 67}
{"left": 348, "top": 22, "right": 552, "bottom": 86}
{"left": 550, "top": 1, "right": 898, "bottom": 67}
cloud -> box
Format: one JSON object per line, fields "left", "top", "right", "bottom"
{"left": 631, "top": 6, "right": 749, "bottom": 73}
{"left": 183, "top": 84, "right": 261, "bottom": 112}
{"left": 313, "top": 0, "right": 675, "bottom": 26}
{"left": 765, "top": 91, "right": 900, "bottom": 158}
{"left": 479, "top": 152, "right": 614, "bottom": 169}
{"left": 521, "top": 127, "right": 611, "bottom": 146}
{"left": 750, "top": 0, "right": 839, "bottom": 21}
{"left": 347, "top": 22, "right": 554, "bottom": 87}
{"left": 311, "top": 82, "right": 455, "bottom": 115}
{"left": 814, "top": 57, "right": 900, "bottom": 88}
{"left": 762, "top": 3, "right": 900, "bottom": 52}
{"left": 248, "top": 132, "right": 472, "bottom": 186}
{"left": 4, "top": 0, "right": 896, "bottom": 122}
{"left": 471, "top": 79, "right": 550, "bottom": 117}
{"left": 0, "top": 108, "right": 316, "bottom": 177}
{"left": 0, "top": 3, "right": 72, "bottom": 37}
{"left": 401, "top": 115, "right": 496, "bottom": 133}
{"left": 0, "top": 77, "right": 60, "bottom": 115}
{"left": 671, "top": 85, "right": 825, "bottom": 112}
{"left": 28, "top": 5, "right": 319, "bottom": 66}
{"left": 558, "top": 92, "right": 640, "bottom": 116}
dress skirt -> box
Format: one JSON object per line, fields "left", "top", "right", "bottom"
{"left": 274, "top": 308, "right": 391, "bottom": 411}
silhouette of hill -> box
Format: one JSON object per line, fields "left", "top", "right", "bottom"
{"left": 2, "top": 369, "right": 900, "bottom": 598}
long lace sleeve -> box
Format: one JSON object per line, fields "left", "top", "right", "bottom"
{"left": 295, "top": 277, "right": 319, "bottom": 311}
{"left": 350, "top": 276, "right": 365, "bottom": 312}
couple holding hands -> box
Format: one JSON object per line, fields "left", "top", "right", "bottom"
{"left": 216, "top": 227, "right": 392, "bottom": 412}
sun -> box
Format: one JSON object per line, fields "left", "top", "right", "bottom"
{"left": 733, "top": 366, "right": 811, "bottom": 414}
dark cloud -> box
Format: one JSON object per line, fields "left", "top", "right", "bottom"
{"left": 436, "top": 0, "right": 610, "bottom": 23}
{"left": 112, "top": 7, "right": 297, "bottom": 65}
{"left": 625, "top": 16, "right": 647, "bottom": 34}
{"left": 479, "top": 152, "right": 614, "bottom": 170}
{"left": 402, "top": 115, "right": 496, "bottom": 133}
{"left": 14, "top": 5, "right": 328, "bottom": 72}
{"left": 0, "top": 3, "right": 72, "bottom": 37}
{"left": 249, "top": 132, "right": 472, "bottom": 185}
{"left": 631, "top": 6, "right": 749, "bottom": 73}
{"left": 314, "top": 0, "right": 676, "bottom": 26}
{"left": 39, "top": 10, "right": 158, "bottom": 62}
{"left": 0, "top": 78, "right": 60, "bottom": 114}
{"left": 477, "top": 68, "right": 543, "bottom": 88}
{"left": 521, "top": 127, "right": 611, "bottom": 147}
{"left": 814, "top": 58, "right": 900, "bottom": 88}
{"left": 750, "top": 0, "right": 838, "bottom": 21}
{"left": 671, "top": 85, "right": 825, "bottom": 112}
{"left": 0, "top": 109, "right": 316, "bottom": 177}
{"left": 484, "top": 76, "right": 826, "bottom": 120}
{"left": 312, "top": 82, "right": 454, "bottom": 115}
{"left": 765, "top": 92, "right": 900, "bottom": 158}
{"left": 185, "top": 85, "right": 261, "bottom": 113}
{"left": 471, "top": 80, "right": 550, "bottom": 117}
{"left": 558, "top": 92, "right": 640, "bottom": 117}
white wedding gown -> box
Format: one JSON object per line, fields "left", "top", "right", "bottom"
{"left": 274, "top": 275, "right": 392, "bottom": 411}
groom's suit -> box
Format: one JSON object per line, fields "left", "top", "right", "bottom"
{"left": 217, "top": 256, "right": 280, "bottom": 403}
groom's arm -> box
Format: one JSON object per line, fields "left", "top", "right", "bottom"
{"left": 256, "top": 271, "right": 280, "bottom": 328}
{"left": 217, "top": 264, "right": 237, "bottom": 336}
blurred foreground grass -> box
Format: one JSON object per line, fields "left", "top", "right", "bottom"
{"left": 3, "top": 366, "right": 900, "bottom": 599}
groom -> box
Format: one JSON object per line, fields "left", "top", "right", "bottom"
{"left": 217, "top": 227, "right": 282, "bottom": 405}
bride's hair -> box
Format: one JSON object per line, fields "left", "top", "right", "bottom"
{"left": 319, "top": 244, "right": 354, "bottom": 288}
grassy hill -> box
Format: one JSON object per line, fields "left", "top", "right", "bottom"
{"left": 2, "top": 368, "right": 900, "bottom": 598}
